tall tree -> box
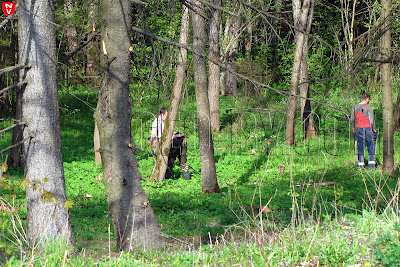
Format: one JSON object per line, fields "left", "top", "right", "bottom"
{"left": 380, "top": 0, "right": 394, "bottom": 172}
{"left": 225, "top": 15, "right": 240, "bottom": 97}
{"left": 299, "top": 1, "right": 316, "bottom": 139}
{"left": 208, "top": 0, "right": 222, "bottom": 132}
{"left": 151, "top": 5, "right": 190, "bottom": 182}
{"left": 95, "top": 0, "right": 164, "bottom": 250}
{"left": 285, "top": 0, "right": 312, "bottom": 145}
{"left": 191, "top": 0, "right": 221, "bottom": 194}
{"left": 18, "top": 0, "right": 75, "bottom": 245}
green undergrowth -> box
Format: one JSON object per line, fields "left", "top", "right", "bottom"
{"left": 1, "top": 87, "right": 400, "bottom": 265}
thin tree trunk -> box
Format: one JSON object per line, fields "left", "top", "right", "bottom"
{"left": 191, "top": 0, "right": 220, "bottom": 194}
{"left": 95, "top": 0, "right": 164, "bottom": 250}
{"left": 394, "top": 91, "right": 400, "bottom": 131}
{"left": 64, "top": 0, "right": 79, "bottom": 85}
{"left": 225, "top": 16, "right": 240, "bottom": 97}
{"left": 380, "top": 0, "right": 394, "bottom": 173}
{"left": 285, "top": 0, "right": 312, "bottom": 145}
{"left": 208, "top": 0, "right": 221, "bottom": 132}
{"left": 86, "top": 0, "right": 100, "bottom": 86}
{"left": 299, "top": 1, "right": 316, "bottom": 139}
{"left": 94, "top": 122, "right": 101, "bottom": 165}
{"left": 9, "top": 86, "right": 23, "bottom": 168}
{"left": 18, "top": 0, "right": 75, "bottom": 246}
{"left": 152, "top": 5, "right": 189, "bottom": 182}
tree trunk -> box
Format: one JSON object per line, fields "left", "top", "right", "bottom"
{"left": 64, "top": 0, "right": 79, "bottom": 85}
{"left": 208, "top": 0, "right": 221, "bottom": 132}
{"left": 9, "top": 86, "right": 23, "bottom": 169}
{"left": 394, "top": 90, "right": 400, "bottom": 131}
{"left": 94, "top": 122, "right": 101, "bottom": 165}
{"left": 191, "top": 0, "right": 221, "bottom": 194}
{"left": 299, "top": 1, "right": 316, "bottom": 139}
{"left": 380, "top": 0, "right": 394, "bottom": 173}
{"left": 225, "top": 16, "right": 240, "bottom": 97}
{"left": 86, "top": 0, "right": 100, "bottom": 86}
{"left": 18, "top": 0, "right": 75, "bottom": 246}
{"left": 95, "top": 0, "right": 164, "bottom": 250}
{"left": 285, "top": 0, "right": 312, "bottom": 145}
{"left": 151, "top": 5, "right": 189, "bottom": 182}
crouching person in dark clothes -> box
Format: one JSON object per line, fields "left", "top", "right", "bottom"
{"left": 149, "top": 133, "right": 190, "bottom": 180}
{"left": 149, "top": 108, "right": 190, "bottom": 180}
{"left": 166, "top": 133, "right": 190, "bottom": 180}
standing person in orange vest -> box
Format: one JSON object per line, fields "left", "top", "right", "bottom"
{"left": 350, "top": 92, "right": 377, "bottom": 168}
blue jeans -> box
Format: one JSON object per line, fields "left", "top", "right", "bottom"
{"left": 356, "top": 127, "right": 375, "bottom": 168}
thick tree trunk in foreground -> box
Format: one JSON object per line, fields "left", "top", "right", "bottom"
{"left": 192, "top": 0, "right": 220, "bottom": 194}
{"left": 380, "top": 0, "right": 394, "bottom": 173}
{"left": 285, "top": 0, "right": 312, "bottom": 145}
{"left": 152, "top": 5, "right": 189, "bottom": 182}
{"left": 208, "top": 0, "right": 221, "bottom": 132}
{"left": 19, "top": 0, "right": 75, "bottom": 246}
{"left": 96, "top": 0, "right": 164, "bottom": 250}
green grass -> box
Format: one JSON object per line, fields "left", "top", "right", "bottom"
{"left": 1, "top": 86, "right": 400, "bottom": 265}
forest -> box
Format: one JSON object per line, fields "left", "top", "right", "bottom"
{"left": 1, "top": 0, "right": 400, "bottom": 265}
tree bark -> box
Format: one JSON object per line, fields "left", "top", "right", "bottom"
{"left": 394, "top": 91, "right": 400, "bottom": 131}
{"left": 208, "top": 0, "right": 221, "bottom": 132}
{"left": 225, "top": 15, "right": 240, "bottom": 97}
{"left": 86, "top": 0, "right": 100, "bottom": 86}
{"left": 191, "top": 0, "right": 221, "bottom": 194}
{"left": 9, "top": 86, "right": 23, "bottom": 169}
{"left": 151, "top": 5, "right": 189, "bottom": 182}
{"left": 18, "top": 0, "right": 75, "bottom": 246}
{"left": 95, "top": 0, "right": 164, "bottom": 250}
{"left": 64, "top": 0, "right": 79, "bottom": 85}
{"left": 94, "top": 122, "right": 101, "bottom": 165}
{"left": 285, "top": 0, "right": 312, "bottom": 145}
{"left": 380, "top": 0, "right": 394, "bottom": 173}
{"left": 299, "top": 1, "right": 316, "bottom": 139}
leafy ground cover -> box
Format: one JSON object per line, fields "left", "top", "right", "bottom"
{"left": 1, "top": 86, "right": 400, "bottom": 266}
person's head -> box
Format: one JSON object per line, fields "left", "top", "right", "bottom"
{"left": 362, "top": 92, "right": 370, "bottom": 104}
{"left": 159, "top": 107, "right": 168, "bottom": 120}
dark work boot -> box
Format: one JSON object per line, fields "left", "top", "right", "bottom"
{"left": 164, "top": 169, "right": 172, "bottom": 180}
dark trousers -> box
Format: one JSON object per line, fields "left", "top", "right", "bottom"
{"left": 165, "top": 136, "right": 189, "bottom": 178}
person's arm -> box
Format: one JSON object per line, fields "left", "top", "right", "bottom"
{"left": 366, "top": 105, "right": 376, "bottom": 132}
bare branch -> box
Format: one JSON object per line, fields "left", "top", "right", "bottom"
{"left": 0, "top": 82, "right": 27, "bottom": 96}
{"left": 0, "top": 14, "right": 14, "bottom": 29}
{"left": 0, "top": 137, "right": 31, "bottom": 155}
{"left": 62, "top": 33, "right": 98, "bottom": 63}
{"left": 0, "top": 65, "right": 28, "bottom": 77}
{"left": 0, "top": 122, "right": 25, "bottom": 135}
{"left": 359, "top": 57, "right": 400, "bottom": 64}
{"left": 191, "top": 0, "right": 239, "bottom": 17}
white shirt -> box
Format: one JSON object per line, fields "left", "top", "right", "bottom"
{"left": 151, "top": 116, "right": 164, "bottom": 138}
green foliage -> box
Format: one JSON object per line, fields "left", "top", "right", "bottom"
{"left": 373, "top": 223, "right": 400, "bottom": 266}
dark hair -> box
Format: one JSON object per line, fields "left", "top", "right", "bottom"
{"left": 362, "top": 92, "right": 370, "bottom": 100}
{"left": 160, "top": 107, "right": 168, "bottom": 114}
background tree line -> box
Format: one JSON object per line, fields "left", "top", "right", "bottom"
{"left": 0, "top": 0, "right": 399, "bottom": 252}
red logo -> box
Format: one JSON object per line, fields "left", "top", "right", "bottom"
{"left": 2, "top": 2, "right": 16, "bottom": 16}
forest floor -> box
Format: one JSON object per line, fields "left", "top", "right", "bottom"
{"left": 1, "top": 87, "right": 400, "bottom": 266}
